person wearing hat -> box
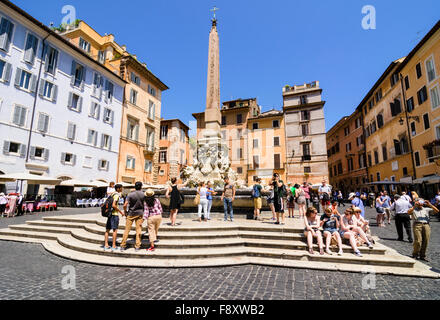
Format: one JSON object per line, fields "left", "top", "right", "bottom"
{"left": 144, "top": 189, "right": 163, "bottom": 252}
{"left": 390, "top": 194, "right": 413, "bottom": 242}
{"left": 408, "top": 198, "right": 439, "bottom": 261}
{"left": 120, "top": 181, "right": 146, "bottom": 252}
{"left": 349, "top": 192, "right": 365, "bottom": 218}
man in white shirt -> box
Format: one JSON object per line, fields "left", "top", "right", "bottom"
{"left": 401, "top": 191, "right": 412, "bottom": 203}
{"left": 318, "top": 180, "right": 331, "bottom": 211}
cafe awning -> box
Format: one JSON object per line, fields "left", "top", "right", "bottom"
{"left": 413, "top": 175, "right": 440, "bottom": 184}
{"left": 0, "top": 172, "right": 61, "bottom": 185}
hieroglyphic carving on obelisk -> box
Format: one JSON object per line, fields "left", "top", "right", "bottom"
{"left": 204, "top": 13, "right": 221, "bottom": 132}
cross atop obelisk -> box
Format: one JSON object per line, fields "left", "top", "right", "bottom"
{"left": 204, "top": 6, "right": 221, "bottom": 133}
{"left": 210, "top": 6, "right": 219, "bottom": 19}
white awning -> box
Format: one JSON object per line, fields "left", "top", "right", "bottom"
{"left": 60, "top": 179, "right": 98, "bottom": 187}
{"left": 413, "top": 175, "right": 440, "bottom": 184}
{"left": 0, "top": 172, "right": 61, "bottom": 185}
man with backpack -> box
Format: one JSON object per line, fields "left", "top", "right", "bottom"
{"left": 252, "top": 178, "right": 263, "bottom": 220}
{"left": 103, "top": 184, "right": 123, "bottom": 251}
{"left": 120, "top": 182, "right": 146, "bottom": 252}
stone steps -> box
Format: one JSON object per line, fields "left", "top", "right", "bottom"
{"left": 0, "top": 213, "right": 437, "bottom": 278}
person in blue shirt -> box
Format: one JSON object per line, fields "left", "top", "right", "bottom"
{"left": 206, "top": 181, "right": 217, "bottom": 221}
{"left": 349, "top": 192, "right": 365, "bottom": 218}
{"left": 381, "top": 191, "right": 392, "bottom": 225}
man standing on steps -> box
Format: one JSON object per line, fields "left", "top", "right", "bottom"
{"left": 318, "top": 180, "right": 331, "bottom": 211}
{"left": 252, "top": 178, "right": 263, "bottom": 221}
{"left": 221, "top": 177, "right": 235, "bottom": 222}
{"left": 103, "top": 184, "right": 123, "bottom": 251}
{"left": 390, "top": 194, "right": 413, "bottom": 243}
{"left": 120, "top": 182, "right": 146, "bottom": 252}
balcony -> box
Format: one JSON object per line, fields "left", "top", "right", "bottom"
{"left": 143, "top": 146, "right": 155, "bottom": 156}
{"left": 424, "top": 139, "right": 440, "bottom": 161}
{"left": 283, "top": 81, "right": 319, "bottom": 94}
{"left": 301, "top": 155, "right": 311, "bottom": 162}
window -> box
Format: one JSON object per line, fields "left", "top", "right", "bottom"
{"left": 374, "top": 150, "right": 379, "bottom": 164}
{"left": 423, "top": 114, "right": 430, "bottom": 130}
{"left": 146, "top": 127, "right": 155, "bottom": 151}
{"left": 300, "top": 95, "right": 308, "bottom": 104}
{"left": 45, "top": 46, "right": 58, "bottom": 75}
{"left": 376, "top": 113, "right": 384, "bottom": 129}
{"left": 15, "top": 69, "right": 36, "bottom": 92}
{"left": 130, "top": 89, "right": 138, "bottom": 105}
{"left": 338, "top": 163, "right": 343, "bottom": 175}
{"left": 274, "top": 154, "right": 281, "bottom": 169}
{"left": 356, "top": 135, "right": 362, "bottom": 147}
{"left": 335, "top": 143, "right": 339, "bottom": 153}
{"left": 159, "top": 151, "right": 167, "bottom": 163}
{"left": 237, "top": 148, "right": 243, "bottom": 159}
{"left": 127, "top": 119, "right": 139, "bottom": 141}
{"left": 0, "top": 17, "right": 14, "bottom": 52}
{"left": 416, "top": 63, "right": 422, "bottom": 79}
{"left": 437, "top": 125, "right": 440, "bottom": 139}
{"left": 417, "top": 86, "right": 428, "bottom": 105}
{"left": 273, "top": 120, "right": 280, "bottom": 128}
{"left": 24, "top": 33, "right": 39, "bottom": 65}
{"left": 61, "top": 152, "right": 75, "bottom": 165}
{"left": 407, "top": 97, "right": 415, "bottom": 113}
{"left": 253, "top": 139, "right": 259, "bottom": 148}
{"left": 368, "top": 99, "right": 374, "bottom": 109}
{"left": 89, "top": 102, "right": 100, "bottom": 119}
{"left": 105, "top": 81, "right": 114, "bottom": 102}
{"left": 303, "top": 143, "right": 311, "bottom": 156}
{"left": 347, "top": 158, "right": 354, "bottom": 172}
{"left": 390, "top": 98, "right": 402, "bottom": 117}
{"left": 98, "top": 159, "right": 109, "bottom": 171}
{"left": 252, "top": 122, "right": 258, "bottom": 130}
{"left": 236, "top": 129, "right": 242, "bottom": 139}
{"left": 346, "top": 143, "right": 352, "bottom": 152}
{"left": 79, "top": 37, "right": 91, "bottom": 53}
{"left": 160, "top": 125, "right": 168, "bottom": 139}
{"left": 382, "top": 144, "right": 388, "bottom": 162}
{"left": 410, "top": 122, "right": 416, "bottom": 136}
{"left": 359, "top": 154, "right": 365, "bottom": 168}
{"left": 375, "top": 89, "right": 383, "bottom": 102}
{"left": 143, "top": 160, "right": 152, "bottom": 173}
{"left": 376, "top": 172, "right": 381, "bottom": 182}
{"left": 98, "top": 50, "right": 106, "bottom": 64}
{"left": 370, "top": 120, "right": 377, "bottom": 134}
{"left": 30, "top": 146, "right": 48, "bottom": 161}
{"left": 67, "top": 122, "right": 76, "bottom": 140}
{"left": 87, "top": 129, "right": 98, "bottom": 146}
{"left": 126, "top": 156, "right": 136, "bottom": 169}
{"left": 415, "top": 152, "right": 420, "bottom": 167}
{"left": 394, "top": 136, "right": 409, "bottom": 155}
{"left": 148, "top": 84, "right": 156, "bottom": 97}
{"left": 301, "top": 124, "right": 309, "bottom": 136}
{"left": 68, "top": 93, "right": 82, "bottom": 112}
{"left": 404, "top": 76, "right": 410, "bottom": 90}
{"left": 3, "top": 141, "right": 25, "bottom": 157}
{"left": 344, "top": 127, "right": 350, "bottom": 136}
{"left": 301, "top": 110, "right": 311, "bottom": 121}
{"left": 0, "top": 59, "right": 11, "bottom": 83}
{"left": 221, "top": 116, "right": 226, "bottom": 126}
{"left": 253, "top": 155, "right": 259, "bottom": 169}
{"left": 302, "top": 166, "right": 311, "bottom": 174}
{"left": 364, "top": 105, "right": 368, "bottom": 115}
{"left": 426, "top": 57, "right": 436, "bottom": 82}
{"left": 71, "top": 62, "right": 85, "bottom": 88}
{"left": 39, "top": 79, "right": 58, "bottom": 102}
{"left": 430, "top": 86, "right": 440, "bottom": 109}
{"left": 237, "top": 167, "right": 243, "bottom": 174}
{"left": 274, "top": 137, "right": 280, "bottom": 146}
{"left": 12, "top": 105, "right": 27, "bottom": 127}
{"left": 131, "top": 72, "right": 140, "bottom": 86}
{"left": 92, "top": 73, "right": 103, "bottom": 98}
{"left": 101, "top": 134, "right": 111, "bottom": 150}
{"left": 355, "top": 118, "right": 362, "bottom": 129}
{"left": 103, "top": 108, "right": 114, "bottom": 125}
{"left": 390, "top": 73, "right": 399, "bottom": 87}
{"left": 37, "top": 113, "right": 49, "bottom": 133}
{"left": 148, "top": 101, "right": 156, "bottom": 120}
{"left": 237, "top": 114, "right": 242, "bottom": 124}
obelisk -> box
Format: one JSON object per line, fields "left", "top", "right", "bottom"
{"left": 204, "top": 13, "right": 221, "bottom": 136}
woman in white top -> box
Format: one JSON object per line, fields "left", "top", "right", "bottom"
{"left": 197, "top": 182, "right": 209, "bottom": 222}
{"left": 303, "top": 207, "right": 324, "bottom": 255}
{"left": 340, "top": 208, "right": 373, "bottom": 257}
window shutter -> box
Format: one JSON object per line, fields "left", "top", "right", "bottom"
{"left": 38, "top": 79, "right": 45, "bottom": 97}
{"left": 394, "top": 99, "right": 401, "bottom": 114}
{"left": 126, "top": 157, "right": 130, "bottom": 168}
{"left": 67, "top": 92, "right": 73, "bottom": 109}
{"left": 13, "top": 106, "right": 20, "bottom": 125}
{"left": 67, "top": 123, "right": 74, "bottom": 140}
{"left": 61, "top": 152, "right": 66, "bottom": 164}
{"left": 3, "top": 140, "right": 10, "bottom": 155}
{"left": 100, "top": 134, "right": 105, "bottom": 148}
{"left": 94, "top": 131, "right": 98, "bottom": 146}
{"left": 14, "top": 68, "right": 22, "bottom": 87}
{"left": 3, "top": 62, "right": 12, "bottom": 83}
{"left": 24, "top": 35, "right": 34, "bottom": 63}
{"left": 110, "top": 110, "right": 114, "bottom": 125}
{"left": 20, "top": 144, "right": 26, "bottom": 158}
{"left": 0, "top": 19, "right": 8, "bottom": 50}
{"left": 106, "top": 160, "right": 109, "bottom": 171}
{"left": 135, "top": 125, "right": 139, "bottom": 141}
{"left": 30, "top": 75, "right": 37, "bottom": 92}
{"left": 132, "top": 158, "right": 136, "bottom": 169}
{"left": 70, "top": 61, "right": 76, "bottom": 85}
{"left": 78, "top": 96, "right": 83, "bottom": 113}
{"left": 96, "top": 104, "right": 100, "bottom": 120}
{"left": 37, "top": 113, "right": 44, "bottom": 131}
{"left": 29, "top": 146, "right": 36, "bottom": 159}
{"left": 72, "top": 154, "right": 76, "bottom": 166}
{"left": 81, "top": 67, "right": 86, "bottom": 90}
{"left": 390, "top": 102, "right": 395, "bottom": 117}
{"left": 19, "top": 107, "right": 26, "bottom": 127}
{"left": 99, "top": 77, "right": 103, "bottom": 99}
{"left": 52, "top": 85, "right": 58, "bottom": 102}
{"left": 108, "top": 136, "right": 112, "bottom": 150}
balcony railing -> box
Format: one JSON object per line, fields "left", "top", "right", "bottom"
{"left": 301, "top": 155, "right": 311, "bottom": 161}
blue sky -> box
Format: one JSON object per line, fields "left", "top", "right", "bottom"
{"left": 11, "top": 0, "right": 440, "bottom": 132}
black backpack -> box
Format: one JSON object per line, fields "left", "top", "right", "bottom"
{"left": 101, "top": 193, "right": 116, "bottom": 218}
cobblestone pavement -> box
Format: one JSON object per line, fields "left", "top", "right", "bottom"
{"left": 0, "top": 207, "right": 439, "bottom": 300}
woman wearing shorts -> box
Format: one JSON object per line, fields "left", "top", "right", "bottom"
{"left": 320, "top": 208, "right": 343, "bottom": 255}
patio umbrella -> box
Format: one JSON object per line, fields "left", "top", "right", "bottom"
{"left": 0, "top": 172, "right": 61, "bottom": 185}
{"left": 90, "top": 180, "right": 109, "bottom": 188}
{"left": 60, "top": 179, "right": 98, "bottom": 187}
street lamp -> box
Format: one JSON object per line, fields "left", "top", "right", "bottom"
{"left": 399, "top": 116, "right": 419, "bottom": 126}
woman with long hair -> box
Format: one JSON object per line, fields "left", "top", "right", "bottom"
{"left": 303, "top": 207, "right": 324, "bottom": 255}
{"left": 296, "top": 184, "right": 306, "bottom": 219}
{"left": 197, "top": 181, "right": 208, "bottom": 222}
{"left": 165, "top": 177, "right": 183, "bottom": 226}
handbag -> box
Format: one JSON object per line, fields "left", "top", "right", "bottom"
{"left": 376, "top": 207, "right": 384, "bottom": 214}
{"left": 194, "top": 193, "right": 200, "bottom": 205}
